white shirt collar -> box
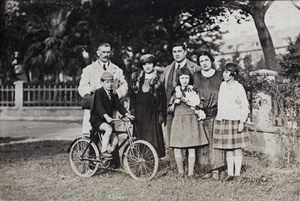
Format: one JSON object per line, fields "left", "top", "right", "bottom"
{"left": 98, "top": 60, "right": 109, "bottom": 68}
{"left": 175, "top": 59, "right": 187, "bottom": 69}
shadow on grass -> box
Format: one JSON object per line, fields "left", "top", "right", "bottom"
{"left": 0, "top": 140, "right": 72, "bottom": 162}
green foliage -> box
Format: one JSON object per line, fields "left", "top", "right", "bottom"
{"left": 278, "top": 33, "right": 300, "bottom": 82}
{"left": 1, "top": 1, "right": 89, "bottom": 83}
{"left": 1, "top": 0, "right": 229, "bottom": 84}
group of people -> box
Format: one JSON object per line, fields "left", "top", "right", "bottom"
{"left": 78, "top": 42, "right": 251, "bottom": 181}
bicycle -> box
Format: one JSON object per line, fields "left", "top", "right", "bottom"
{"left": 69, "top": 118, "right": 159, "bottom": 181}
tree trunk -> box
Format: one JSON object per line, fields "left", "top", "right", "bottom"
{"left": 252, "top": 11, "right": 277, "bottom": 70}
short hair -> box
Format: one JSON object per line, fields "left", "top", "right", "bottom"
{"left": 176, "top": 67, "right": 194, "bottom": 85}
{"left": 223, "top": 63, "right": 239, "bottom": 78}
{"left": 197, "top": 51, "right": 215, "bottom": 65}
{"left": 98, "top": 43, "right": 110, "bottom": 50}
{"left": 172, "top": 42, "right": 187, "bottom": 51}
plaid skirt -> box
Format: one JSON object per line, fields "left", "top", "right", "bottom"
{"left": 213, "top": 120, "right": 250, "bottom": 149}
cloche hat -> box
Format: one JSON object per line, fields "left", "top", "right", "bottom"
{"left": 137, "top": 54, "right": 157, "bottom": 68}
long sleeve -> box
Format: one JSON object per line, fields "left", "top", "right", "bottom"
{"left": 237, "top": 84, "right": 250, "bottom": 122}
{"left": 78, "top": 67, "right": 92, "bottom": 97}
{"left": 113, "top": 94, "right": 128, "bottom": 116}
{"left": 93, "top": 90, "right": 108, "bottom": 117}
{"left": 114, "top": 68, "right": 128, "bottom": 99}
{"left": 216, "top": 81, "right": 249, "bottom": 122}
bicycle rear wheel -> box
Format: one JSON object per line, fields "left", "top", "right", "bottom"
{"left": 69, "top": 137, "right": 100, "bottom": 177}
{"left": 124, "top": 140, "right": 159, "bottom": 181}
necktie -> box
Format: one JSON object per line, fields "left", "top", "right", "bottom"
{"left": 103, "top": 64, "right": 106, "bottom": 71}
{"left": 174, "top": 63, "right": 180, "bottom": 85}
{"left": 107, "top": 90, "right": 111, "bottom": 100}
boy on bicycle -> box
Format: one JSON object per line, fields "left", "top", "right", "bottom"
{"left": 90, "top": 71, "right": 135, "bottom": 158}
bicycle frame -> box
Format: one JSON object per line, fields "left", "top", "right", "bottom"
{"left": 69, "top": 118, "right": 159, "bottom": 180}
{"left": 70, "top": 118, "right": 135, "bottom": 163}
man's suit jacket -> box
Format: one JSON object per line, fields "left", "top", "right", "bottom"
{"left": 78, "top": 60, "right": 128, "bottom": 99}
{"left": 163, "top": 59, "right": 201, "bottom": 107}
{"left": 90, "top": 87, "right": 128, "bottom": 123}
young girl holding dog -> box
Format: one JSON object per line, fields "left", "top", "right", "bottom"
{"left": 168, "top": 67, "right": 208, "bottom": 177}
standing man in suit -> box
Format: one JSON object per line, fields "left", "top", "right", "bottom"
{"left": 163, "top": 42, "right": 201, "bottom": 169}
{"left": 78, "top": 43, "right": 128, "bottom": 135}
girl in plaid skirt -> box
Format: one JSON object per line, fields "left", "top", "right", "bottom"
{"left": 213, "top": 63, "right": 250, "bottom": 181}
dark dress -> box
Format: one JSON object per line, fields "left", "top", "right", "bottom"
{"left": 130, "top": 72, "right": 166, "bottom": 158}
{"left": 193, "top": 70, "right": 226, "bottom": 173}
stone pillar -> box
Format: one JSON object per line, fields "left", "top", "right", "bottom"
{"left": 14, "top": 81, "right": 25, "bottom": 108}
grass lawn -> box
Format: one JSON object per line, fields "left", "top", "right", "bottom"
{"left": 0, "top": 140, "right": 300, "bottom": 201}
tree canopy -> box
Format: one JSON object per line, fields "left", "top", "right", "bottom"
{"left": 1, "top": 0, "right": 294, "bottom": 84}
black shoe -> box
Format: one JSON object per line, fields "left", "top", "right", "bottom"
{"left": 224, "top": 175, "right": 234, "bottom": 181}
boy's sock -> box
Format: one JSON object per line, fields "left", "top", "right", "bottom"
{"left": 175, "top": 156, "right": 184, "bottom": 174}
{"left": 101, "top": 134, "right": 109, "bottom": 153}
{"left": 188, "top": 156, "right": 196, "bottom": 176}
{"left": 226, "top": 156, "right": 234, "bottom": 176}
{"left": 234, "top": 156, "right": 243, "bottom": 176}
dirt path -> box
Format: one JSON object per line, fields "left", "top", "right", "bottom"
{"left": 0, "top": 120, "right": 82, "bottom": 145}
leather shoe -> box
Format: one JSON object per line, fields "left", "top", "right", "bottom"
{"left": 202, "top": 173, "right": 211, "bottom": 179}
{"left": 224, "top": 175, "right": 234, "bottom": 181}
{"left": 212, "top": 172, "right": 220, "bottom": 181}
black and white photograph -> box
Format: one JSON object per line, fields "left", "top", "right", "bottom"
{"left": 1, "top": 0, "right": 300, "bottom": 200}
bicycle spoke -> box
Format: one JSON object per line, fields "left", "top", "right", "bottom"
{"left": 125, "top": 140, "right": 158, "bottom": 180}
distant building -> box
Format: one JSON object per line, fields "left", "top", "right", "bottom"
{"left": 216, "top": 26, "right": 300, "bottom": 69}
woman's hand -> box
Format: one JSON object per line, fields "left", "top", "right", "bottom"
{"left": 158, "top": 112, "right": 164, "bottom": 124}
{"left": 195, "top": 110, "right": 206, "bottom": 120}
{"left": 174, "top": 98, "right": 181, "bottom": 104}
{"left": 125, "top": 113, "right": 135, "bottom": 121}
{"left": 238, "top": 121, "right": 245, "bottom": 132}
{"left": 167, "top": 104, "right": 175, "bottom": 113}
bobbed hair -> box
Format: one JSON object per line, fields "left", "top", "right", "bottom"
{"left": 223, "top": 62, "right": 239, "bottom": 78}
{"left": 176, "top": 67, "right": 194, "bottom": 86}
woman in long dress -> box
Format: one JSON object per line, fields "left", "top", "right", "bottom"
{"left": 130, "top": 54, "right": 166, "bottom": 158}
{"left": 193, "top": 51, "right": 226, "bottom": 180}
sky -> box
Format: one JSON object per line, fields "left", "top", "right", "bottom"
{"left": 220, "top": 1, "right": 300, "bottom": 39}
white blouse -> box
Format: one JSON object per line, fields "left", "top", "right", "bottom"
{"left": 216, "top": 81, "right": 249, "bottom": 122}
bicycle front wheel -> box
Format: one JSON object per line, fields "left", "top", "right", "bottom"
{"left": 124, "top": 140, "right": 159, "bottom": 181}
{"left": 69, "top": 137, "right": 100, "bottom": 177}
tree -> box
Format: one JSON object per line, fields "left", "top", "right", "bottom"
{"left": 19, "top": 2, "right": 89, "bottom": 83}
{"left": 84, "top": 0, "right": 227, "bottom": 72}
{"left": 1, "top": 1, "right": 89, "bottom": 83}
{"left": 278, "top": 33, "right": 300, "bottom": 82}
{"left": 215, "top": 0, "right": 277, "bottom": 70}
